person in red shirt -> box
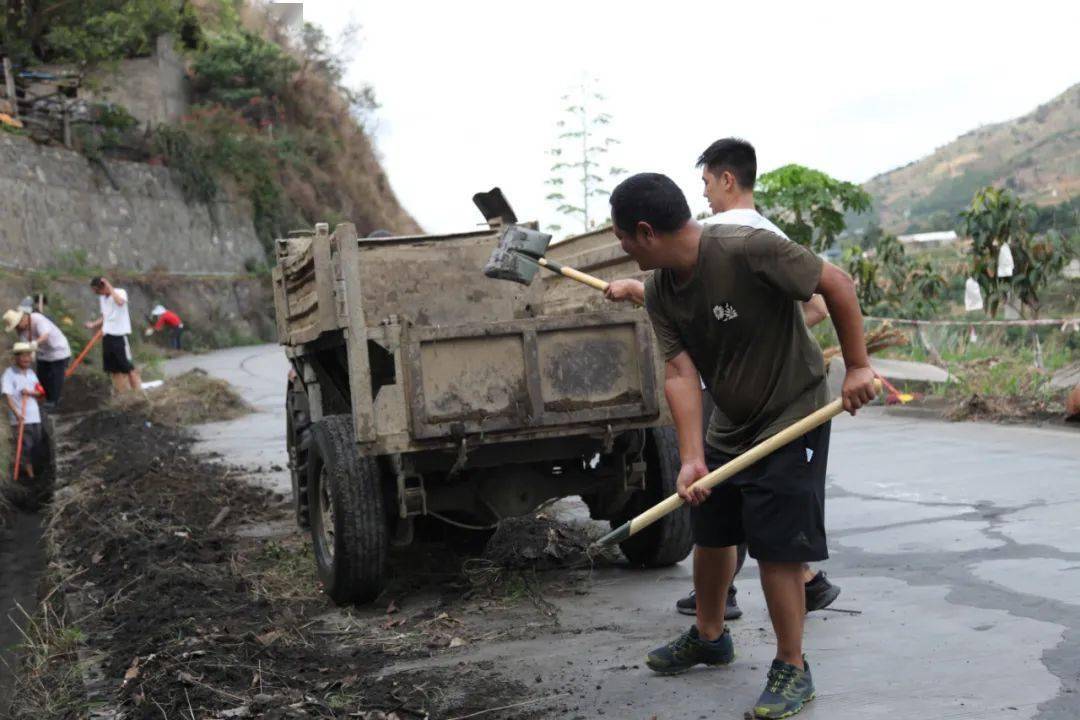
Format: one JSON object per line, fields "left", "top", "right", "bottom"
{"left": 146, "top": 305, "right": 184, "bottom": 350}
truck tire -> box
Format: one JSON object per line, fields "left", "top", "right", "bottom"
{"left": 615, "top": 426, "right": 693, "bottom": 567}
{"left": 307, "top": 415, "right": 388, "bottom": 604}
{"left": 286, "top": 381, "right": 312, "bottom": 528}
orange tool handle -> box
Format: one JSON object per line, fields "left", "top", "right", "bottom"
{"left": 872, "top": 370, "right": 905, "bottom": 400}
{"left": 13, "top": 394, "right": 27, "bottom": 482}
{"left": 66, "top": 329, "right": 103, "bottom": 378}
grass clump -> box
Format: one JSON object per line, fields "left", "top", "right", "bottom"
{"left": 112, "top": 369, "right": 252, "bottom": 426}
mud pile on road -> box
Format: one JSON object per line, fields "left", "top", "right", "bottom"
{"left": 10, "top": 403, "right": 554, "bottom": 719}
{"left": 481, "top": 513, "right": 619, "bottom": 571}
{"left": 111, "top": 368, "right": 253, "bottom": 426}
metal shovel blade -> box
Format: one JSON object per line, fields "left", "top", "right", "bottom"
{"left": 482, "top": 225, "right": 553, "bottom": 285}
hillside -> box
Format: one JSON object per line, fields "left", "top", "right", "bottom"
{"left": 863, "top": 82, "right": 1079, "bottom": 233}
{"left": 1, "top": 0, "right": 420, "bottom": 252}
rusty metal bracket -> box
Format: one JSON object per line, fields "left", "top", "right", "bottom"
{"left": 626, "top": 460, "right": 648, "bottom": 491}
{"left": 448, "top": 430, "right": 469, "bottom": 479}
{"left": 602, "top": 423, "right": 615, "bottom": 454}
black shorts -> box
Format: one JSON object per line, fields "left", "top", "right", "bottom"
{"left": 12, "top": 423, "right": 42, "bottom": 462}
{"left": 691, "top": 422, "right": 831, "bottom": 563}
{"left": 36, "top": 358, "right": 69, "bottom": 404}
{"left": 102, "top": 334, "right": 134, "bottom": 374}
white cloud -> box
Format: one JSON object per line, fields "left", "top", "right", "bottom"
{"left": 295, "top": 0, "right": 1080, "bottom": 232}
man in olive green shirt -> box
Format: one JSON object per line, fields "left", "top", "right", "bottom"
{"left": 604, "top": 139, "right": 840, "bottom": 623}
{"left": 609, "top": 171, "right": 875, "bottom": 718}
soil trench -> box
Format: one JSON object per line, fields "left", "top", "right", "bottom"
{"left": 0, "top": 510, "right": 46, "bottom": 716}
{"left": 6, "top": 399, "right": 604, "bottom": 719}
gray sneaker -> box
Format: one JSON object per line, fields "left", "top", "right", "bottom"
{"left": 674, "top": 586, "right": 743, "bottom": 620}
{"left": 645, "top": 625, "right": 735, "bottom": 675}
{"left": 753, "top": 657, "right": 815, "bottom": 718}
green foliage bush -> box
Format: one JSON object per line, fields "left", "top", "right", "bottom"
{"left": 152, "top": 125, "right": 219, "bottom": 204}
{"left": 190, "top": 30, "right": 298, "bottom": 108}
{"left": 20, "top": 0, "right": 180, "bottom": 66}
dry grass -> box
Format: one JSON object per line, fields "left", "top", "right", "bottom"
{"left": 944, "top": 357, "right": 1065, "bottom": 421}
{"left": 111, "top": 369, "right": 252, "bottom": 426}
{"left": 6, "top": 582, "right": 92, "bottom": 719}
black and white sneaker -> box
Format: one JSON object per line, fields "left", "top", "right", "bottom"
{"left": 675, "top": 586, "right": 743, "bottom": 620}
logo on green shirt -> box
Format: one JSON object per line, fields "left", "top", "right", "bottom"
{"left": 712, "top": 303, "right": 738, "bottom": 322}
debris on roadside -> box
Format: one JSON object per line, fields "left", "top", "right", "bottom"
{"left": 8, "top": 396, "right": 552, "bottom": 719}
{"left": 111, "top": 368, "right": 252, "bottom": 425}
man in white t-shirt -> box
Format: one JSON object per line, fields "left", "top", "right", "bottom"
{"left": 2, "top": 342, "right": 45, "bottom": 480}
{"left": 603, "top": 139, "right": 839, "bottom": 625}
{"left": 4, "top": 307, "right": 73, "bottom": 407}
{"left": 86, "top": 276, "right": 141, "bottom": 393}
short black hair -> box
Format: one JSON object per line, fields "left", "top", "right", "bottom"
{"left": 696, "top": 138, "right": 757, "bottom": 190}
{"left": 609, "top": 173, "right": 691, "bottom": 234}
{"left": 89, "top": 276, "right": 105, "bottom": 289}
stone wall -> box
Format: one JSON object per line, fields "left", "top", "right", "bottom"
{"left": 0, "top": 134, "right": 264, "bottom": 274}
{"left": 84, "top": 34, "right": 190, "bottom": 127}
{"left": 0, "top": 272, "right": 277, "bottom": 347}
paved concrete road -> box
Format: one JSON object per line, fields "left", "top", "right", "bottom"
{"left": 165, "top": 345, "right": 291, "bottom": 495}
{"left": 172, "top": 344, "right": 1080, "bottom": 719}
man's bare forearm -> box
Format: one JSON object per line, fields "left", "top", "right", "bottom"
{"left": 817, "top": 265, "right": 869, "bottom": 368}
{"left": 802, "top": 294, "right": 829, "bottom": 328}
{"left": 664, "top": 361, "right": 705, "bottom": 464}
{"left": 5, "top": 394, "right": 20, "bottom": 419}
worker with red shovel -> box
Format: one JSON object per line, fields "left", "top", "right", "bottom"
{"left": 609, "top": 172, "right": 876, "bottom": 718}
{"left": 2, "top": 342, "right": 45, "bottom": 482}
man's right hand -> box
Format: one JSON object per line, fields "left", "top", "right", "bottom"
{"left": 676, "top": 457, "right": 710, "bottom": 505}
{"left": 603, "top": 279, "right": 644, "bottom": 304}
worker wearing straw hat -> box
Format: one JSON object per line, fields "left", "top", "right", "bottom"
{"left": 4, "top": 307, "right": 72, "bottom": 408}
{"left": 2, "top": 342, "right": 44, "bottom": 480}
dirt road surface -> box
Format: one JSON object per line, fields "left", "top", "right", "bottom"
{"left": 164, "top": 344, "right": 1080, "bottom": 719}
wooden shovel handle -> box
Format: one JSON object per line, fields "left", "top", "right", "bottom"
{"left": 596, "top": 380, "right": 882, "bottom": 547}
{"left": 537, "top": 258, "right": 644, "bottom": 306}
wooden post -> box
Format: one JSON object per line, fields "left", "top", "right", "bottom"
{"left": 62, "top": 101, "right": 72, "bottom": 148}
{"left": 332, "top": 223, "right": 377, "bottom": 443}
{"left": 2, "top": 57, "right": 15, "bottom": 119}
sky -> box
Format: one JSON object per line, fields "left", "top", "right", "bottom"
{"left": 295, "top": 0, "right": 1080, "bottom": 235}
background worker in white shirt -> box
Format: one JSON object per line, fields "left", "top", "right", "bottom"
{"left": 86, "top": 276, "right": 142, "bottom": 393}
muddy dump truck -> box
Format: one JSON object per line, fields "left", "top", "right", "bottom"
{"left": 273, "top": 210, "right": 690, "bottom": 604}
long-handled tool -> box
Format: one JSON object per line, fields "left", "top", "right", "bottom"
{"left": 483, "top": 225, "right": 642, "bottom": 306}
{"left": 594, "top": 380, "right": 882, "bottom": 548}
{"left": 13, "top": 394, "right": 27, "bottom": 482}
{"left": 66, "top": 329, "right": 103, "bottom": 378}
{"left": 873, "top": 369, "right": 913, "bottom": 404}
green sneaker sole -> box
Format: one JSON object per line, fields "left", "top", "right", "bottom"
{"left": 753, "top": 691, "right": 815, "bottom": 719}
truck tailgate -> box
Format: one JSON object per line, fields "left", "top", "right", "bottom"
{"left": 402, "top": 311, "right": 658, "bottom": 439}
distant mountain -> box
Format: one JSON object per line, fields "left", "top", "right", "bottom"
{"left": 860, "top": 83, "right": 1079, "bottom": 234}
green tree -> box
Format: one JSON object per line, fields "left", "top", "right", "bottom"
{"left": 756, "top": 164, "right": 871, "bottom": 253}
{"left": 842, "top": 246, "right": 884, "bottom": 309}
{"left": 841, "top": 232, "right": 946, "bottom": 319}
{"left": 958, "top": 186, "right": 1071, "bottom": 318}
{"left": 2, "top": 0, "right": 181, "bottom": 66}
{"left": 545, "top": 79, "right": 625, "bottom": 234}
{"left": 190, "top": 30, "right": 298, "bottom": 108}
